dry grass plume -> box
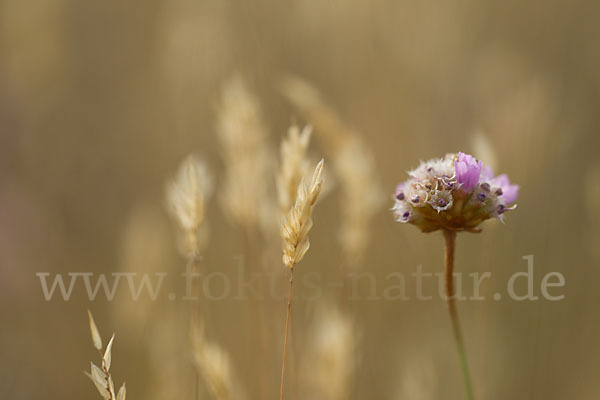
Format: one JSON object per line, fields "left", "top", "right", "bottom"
{"left": 276, "top": 124, "right": 313, "bottom": 216}
{"left": 280, "top": 76, "right": 382, "bottom": 268}
{"left": 191, "top": 321, "right": 245, "bottom": 400}
{"left": 281, "top": 159, "right": 325, "bottom": 269}
{"left": 166, "top": 154, "right": 213, "bottom": 257}
{"left": 217, "top": 75, "right": 274, "bottom": 233}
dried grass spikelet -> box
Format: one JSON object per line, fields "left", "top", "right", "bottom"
{"left": 217, "top": 75, "right": 274, "bottom": 231}
{"left": 281, "top": 159, "right": 325, "bottom": 269}
{"left": 277, "top": 124, "right": 313, "bottom": 215}
{"left": 305, "top": 305, "right": 358, "bottom": 400}
{"left": 279, "top": 76, "right": 344, "bottom": 151}
{"left": 191, "top": 322, "right": 245, "bottom": 400}
{"left": 281, "top": 76, "right": 383, "bottom": 267}
{"left": 166, "top": 155, "right": 212, "bottom": 256}
{"left": 86, "top": 311, "right": 126, "bottom": 400}
{"left": 333, "top": 135, "right": 383, "bottom": 264}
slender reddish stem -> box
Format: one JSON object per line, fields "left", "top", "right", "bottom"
{"left": 443, "top": 230, "right": 475, "bottom": 400}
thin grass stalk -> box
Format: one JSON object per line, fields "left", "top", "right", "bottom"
{"left": 279, "top": 160, "right": 324, "bottom": 399}
{"left": 443, "top": 230, "right": 475, "bottom": 400}
{"left": 279, "top": 268, "right": 294, "bottom": 400}
{"left": 243, "top": 225, "right": 270, "bottom": 399}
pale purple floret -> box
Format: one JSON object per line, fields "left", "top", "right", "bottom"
{"left": 480, "top": 165, "right": 494, "bottom": 181}
{"left": 454, "top": 152, "right": 482, "bottom": 192}
{"left": 395, "top": 183, "right": 405, "bottom": 200}
{"left": 392, "top": 199, "right": 412, "bottom": 223}
{"left": 491, "top": 174, "right": 519, "bottom": 204}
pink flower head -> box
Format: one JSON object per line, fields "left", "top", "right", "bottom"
{"left": 454, "top": 152, "right": 482, "bottom": 192}
{"left": 392, "top": 152, "right": 518, "bottom": 232}
{"left": 491, "top": 174, "right": 519, "bottom": 204}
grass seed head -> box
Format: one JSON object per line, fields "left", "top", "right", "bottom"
{"left": 281, "top": 159, "right": 325, "bottom": 269}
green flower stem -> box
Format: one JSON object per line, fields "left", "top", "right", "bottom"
{"left": 443, "top": 230, "right": 475, "bottom": 400}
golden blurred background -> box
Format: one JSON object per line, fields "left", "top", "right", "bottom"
{"left": 1, "top": 0, "right": 599, "bottom": 399}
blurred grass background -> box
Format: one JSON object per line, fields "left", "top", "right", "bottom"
{"left": 1, "top": 0, "right": 599, "bottom": 399}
